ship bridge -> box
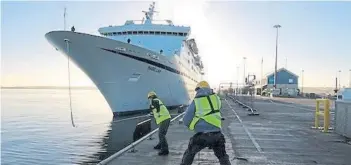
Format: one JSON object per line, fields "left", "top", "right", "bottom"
{"left": 98, "top": 2, "right": 190, "bottom": 56}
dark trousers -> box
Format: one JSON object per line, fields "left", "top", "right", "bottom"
{"left": 156, "top": 118, "right": 170, "bottom": 151}
{"left": 180, "top": 132, "right": 231, "bottom": 165}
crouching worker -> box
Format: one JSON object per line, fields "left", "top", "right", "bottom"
{"left": 180, "top": 81, "right": 231, "bottom": 165}
{"left": 147, "top": 91, "right": 171, "bottom": 156}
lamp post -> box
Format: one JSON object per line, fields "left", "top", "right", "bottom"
{"left": 301, "top": 69, "right": 304, "bottom": 95}
{"left": 261, "top": 57, "right": 263, "bottom": 95}
{"left": 273, "top": 24, "right": 281, "bottom": 89}
{"left": 243, "top": 57, "right": 246, "bottom": 85}
{"left": 349, "top": 69, "right": 351, "bottom": 88}
{"left": 338, "top": 70, "right": 341, "bottom": 89}
{"left": 237, "top": 66, "right": 239, "bottom": 93}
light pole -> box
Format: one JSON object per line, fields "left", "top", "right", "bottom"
{"left": 349, "top": 69, "right": 351, "bottom": 88}
{"left": 243, "top": 57, "right": 246, "bottom": 85}
{"left": 273, "top": 24, "right": 281, "bottom": 89}
{"left": 301, "top": 69, "right": 304, "bottom": 95}
{"left": 338, "top": 70, "right": 341, "bottom": 89}
{"left": 237, "top": 66, "right": 239, "bottom": 93}
{"left": 261, "top": 57, "right": 263, "bottom": 95}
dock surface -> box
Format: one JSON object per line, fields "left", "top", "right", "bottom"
{"left": 102, "top": 97, "right": 351, "bottom": 165}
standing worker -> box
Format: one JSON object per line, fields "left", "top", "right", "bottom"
{"left": 148, "top": 91, "right": 171, "bottom": 156}
{"left": 180, "top": 81, "right": 231, "bottom": 165}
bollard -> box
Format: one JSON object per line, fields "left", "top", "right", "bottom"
{"left": 315, "top": 100, "right": 320, "bottom": 128}
{"left": 324, "top": 100, "right": 330, "bottom": 132}
{"left": 314, "top": 99, "right": 331, "bottom": 133}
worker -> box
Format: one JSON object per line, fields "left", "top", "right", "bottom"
{"left": 180, "top": 81, "right": 231, "bottom": 165}
{"left": 148, "top": 91, "right": 171, "bottom": 156}
{"left": 71, "top": 26, "right": 75, "bottom": 32}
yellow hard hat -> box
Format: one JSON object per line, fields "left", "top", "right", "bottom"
{"left": 195, "top": 81, "right": 210, "bottom": 90}
{"left": 147, "top": 91, "right": 156, "bottom": 98}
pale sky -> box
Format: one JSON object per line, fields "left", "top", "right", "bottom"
{"left": 1, "top": 0, "right": 351, "bottom": 88}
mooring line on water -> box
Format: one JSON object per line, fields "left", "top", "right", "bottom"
{"left": 65, "top": 39, "right": 76, "bottom": 128}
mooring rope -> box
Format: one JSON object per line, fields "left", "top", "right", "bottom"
{"left": 65, "top": 39, "right": 76, "bottom": 128}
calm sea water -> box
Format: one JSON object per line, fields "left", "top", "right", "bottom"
{"left": 1, "top": 89, "right": 160, "bottom": 165}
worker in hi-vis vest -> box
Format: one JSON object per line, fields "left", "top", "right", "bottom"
{"left": 148, "top": 91, "right": 171, "bottom": 156}
{"left": 180, "top": 81, "right": 231, "bottom": 165}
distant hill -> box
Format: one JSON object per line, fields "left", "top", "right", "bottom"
{"left": 1, "top": 86, "right": 97, "bottom": 90}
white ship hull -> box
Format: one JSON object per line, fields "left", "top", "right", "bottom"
{"left": 45, "top": 31, "right": 200, "bottom": 115}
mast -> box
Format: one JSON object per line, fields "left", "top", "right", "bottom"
{"left": 142, "top": 2, "right": 156, "bottom": 24}
{"left": 64, "top": 7, "right": 67, "bottom": 30}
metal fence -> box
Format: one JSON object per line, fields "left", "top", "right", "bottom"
{"left": 219, "top": 84, "right": 259, "bottom": 116}
{"left": 334, "top": 100, "right": 351, "bottom": 138}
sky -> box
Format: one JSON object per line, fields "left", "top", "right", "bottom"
{"left": 1, "top": 0, "right": 351, "bottom": 88}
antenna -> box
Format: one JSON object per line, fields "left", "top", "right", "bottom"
{"left": 64, "top": 7, "right": 67, "bottom": 30}
{"left": 142, "top": 2, "right": 158, "bottom": 24}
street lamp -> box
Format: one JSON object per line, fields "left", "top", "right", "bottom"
{"left": 236, "top": 66, "right": 239, "bottom": 93}
{"left": 261, "top": 57, "right": 263, "bottom": 95}
{"left": 273, "top": 24, "right": 281, "bottom": 89}
{"left": 243, "top": 57, "right": 247, "bottom": 85}
{"left": 301, "top": 69, "right": 304, "bottom": 94}
{"left": 338, "top": 70, "right": 341, "bottom": 89}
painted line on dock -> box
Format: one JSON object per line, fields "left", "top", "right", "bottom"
{"left": 224, "top": 99, "right": 263, "bottom": 153}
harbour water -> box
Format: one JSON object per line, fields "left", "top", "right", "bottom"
{"left": 1, "top": 88, "right": 159, "bottom": 165}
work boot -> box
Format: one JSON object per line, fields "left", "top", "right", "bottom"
{"left": 154, "top": 144, "right": 161, "bottom": 150}
{"left": 158, "top": 150, "right": 169, "bottom": 156}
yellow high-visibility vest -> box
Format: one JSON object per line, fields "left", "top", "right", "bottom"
{"left": 151, "top": 98, "right": 171, "bottom": 124}
{"left": 189, "top": 94, "right": 222, "bottom": 130}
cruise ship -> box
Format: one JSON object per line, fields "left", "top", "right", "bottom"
{"left": 45, "top": 2, "right": 205, "bottom": 116}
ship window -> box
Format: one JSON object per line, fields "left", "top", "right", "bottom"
{"left": 128, "top": 31, "right": 132, "bottom": 34}
{"left": 122, "top": 31, "right": 127, "bottom": 34}
{"left": 173, "top": 32, "right": 178, "bottom": 36}
{"left": 188, "top": 52, "right": 190, "bottom": 56}
{"left": 144, "top": 31, "right": 149, "bottom": 34}
{"left": 108, "top": 33, "right": 113, "bottom": 36}
{"left": 161, "top": 32, "right": 166, "bottom": 35}
{"left": 113, "top": 32, "right": 117, "bottom": 35}
{"left": 184, "top": 33, "right": 188, "bottom": 36}
{"left": 188, "top": 60, "right": 190, "bottom": 63}
{"left": 117, "top": 32, "right": 122, "bottom": 35}
{"left": 155, "top": 31, "right": 160, "bottom": 35}
{"left": 138, "top": 31, "right": 143, "bottom": 34}
{"left": 132, "top": 31, "right": 137, "bottom": 34}
{"left": 167, "top": 32, "right": 172, "bottom": 35}
{"left": 150, "top": 31, "right": 155, "bottom": 34}
{"left": 179, "top": 33, "right": 184, "bottom": 36}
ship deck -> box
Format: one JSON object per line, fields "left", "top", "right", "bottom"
{"left": 99, "top": 96, "right": 351, "bottom": 165}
